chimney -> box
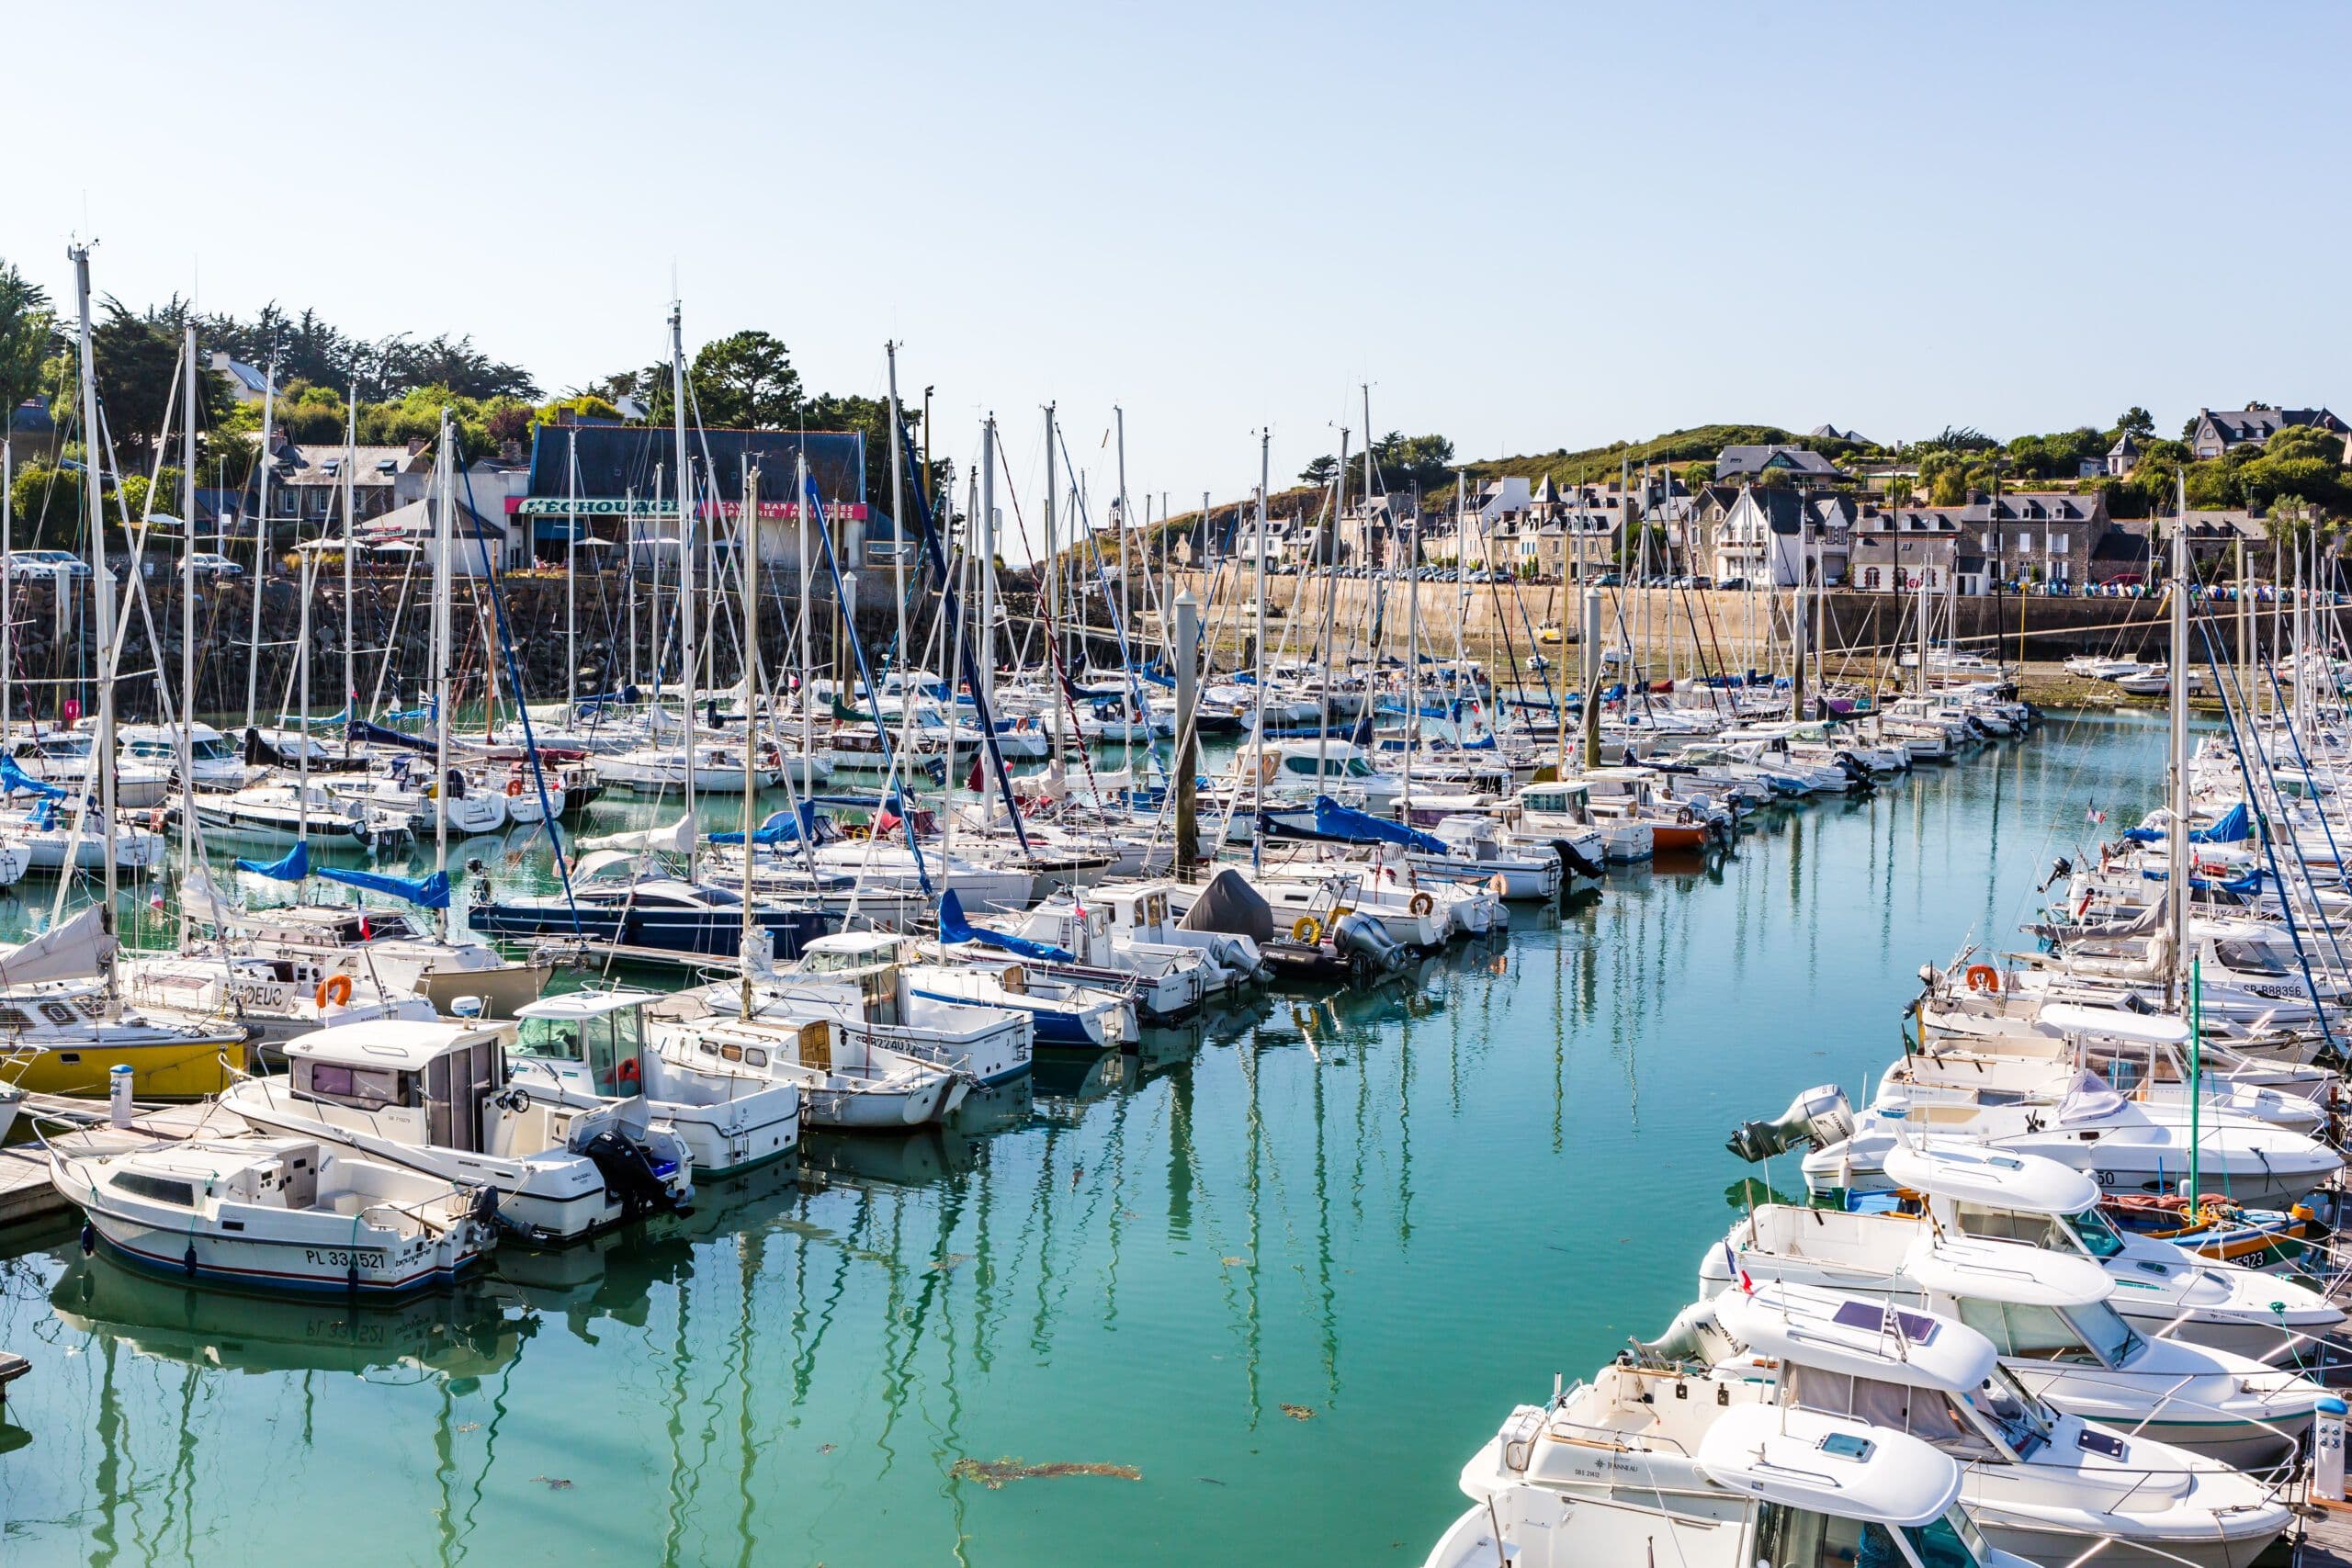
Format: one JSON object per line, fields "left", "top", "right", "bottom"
{"left": 407, "top": 436, "right": 429, "bottom": 457}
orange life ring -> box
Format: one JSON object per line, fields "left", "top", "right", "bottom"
{"left": 315, "top": 973, "right": 356, "bottom": 1010}
{"left": 1962, "top": 964, "right": 1999, "bottom": 994}
{"left": 617, "top": 1057, "right": 640, "bottom": 1085}
{"left": 505, "top": 776, "right": 525, "bottom": 796}
{"left": 1408, "top": 891, "right": 1434, "bottom": 918}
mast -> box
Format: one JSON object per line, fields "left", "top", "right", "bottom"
{"left": 566, "top": 428, "right": 578, "bottom": 713}
{"left": 244, "top": 360, "right": 275, "bottom": 730}
{"left": 432, "top": 409, "right": 454, "bottom": 938}
{"left": 1403, "top": 481, "right": 1419, "bottom": 823}
{"left": 1044, "top": 402, "right": 1061, "bottom": 772}
{"left": 740, "top": 464, "right": 760, "bottom": 1014}
{"left": 1115, "top": 404, "right": 1132, "bottom": 779}
{"left": 179, "top": 324, "right": 198, "bottom": 880}
{"left": 70, "top": 244, "right": 119, "bottom": 937}
{"left": 670, "top": 301, "right": 696, "bottom": 874}
{"left": 797, "top": 450, "right": 812, "bottom": 782}
{"left": 886, "top": 344, "right": 916, "bottom": 800}
{"left": 1317, "top": 427, "right": 1347, "bottom": 781}
{"left": 1250, "top": 430, "right": 1269, "bottom": 872}
{"left": 341, "top": 382, "right": 356, "bottom": 745}
{"left": 978, "top": 417, "right": 998, "bottom": 831}
{"left": 2165, "top": 472, "right": 2188, "bottom": 1014}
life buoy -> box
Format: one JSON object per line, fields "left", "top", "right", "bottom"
{"left": 1676, "top": 806, "right": 1696, "bottom": 826}
{"left": 147, "top": 807, "right": 165, "bottom": 832}
{"left": 1408, "top": 892, "right": 1434, "bottom": 918}
{"left": 1292, "top": 915, "right": 1321, "bottom": 944}
{"left": 1963, "top": 964, "right": 1999, "bottom": 994}
{"left": 316, "top": 973, "right": 356, "bottom": 1010}
{"left": 617, "top": 1057, "right": 640, "bottom": 1085}
{"left": 505, "top": 776, "right": 525, "bottom": 797}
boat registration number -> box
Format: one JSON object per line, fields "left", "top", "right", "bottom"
{"left": 228, "top": 982, "right": 288, "bottom": 1007}
{"left": 303, "top": 1247, "right": 385, "bottom": 1269}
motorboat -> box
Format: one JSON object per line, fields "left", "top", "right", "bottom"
{"left": 643, "top": 994, "right": 961, "bottom": 1131}
{"left": 118, "top": 949, "right": 438, "bottom": 1050}
{"left": 118, "top": 722, "right": 261, "bottom": 793}
{"left": 1795, "top": 1069, "right": 2343, "bottom": 1207}
{"left": 48, "top": 1134, "right": 496, "bottom": 1294}
{"left": 185, "top": 780, "right": 413, "bottom": 852}
{"left": 220, "top": 902, "right": 552, "bottom": 1020}
{"left": 949, "top": 892, "right": 1216, "bottom": 1021}
{"left": 1, "top": 728, "right": 171, "bottom": 808}
{"left": 754, "top": 928, "right": 1034, "bottom": 1086}
{"left": 220, "top": 1020, "right": 694, "bottom": 1245}
{"left": 1697, "top": 1281, "right": 2291, "bottom": 1568}
{"left": 1713, "top": 1140, "right": 2341, "bottom": 1363}
{"left": 508, "top": 989, "right": 801, "bottom": 1178}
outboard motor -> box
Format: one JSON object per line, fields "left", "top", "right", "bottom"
{"left": 579, "top": 1130, "right": 692, "bottom": 1221}
{"left": 1627, "top": 1298, "right": 1736, "bottom": 1370}
{"left": 1329, "top": 909, "right": 1406, "bottom": 980}
{"left": 1554, "top": 839, "right": 1606, "bottom": 881}
{"left": 1725, "top": 1084, "right": 1855, "bottom": 1163}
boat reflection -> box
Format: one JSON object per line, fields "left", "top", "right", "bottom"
{"left": 48, "top": 1249, "right": 529, "bottom": 1383}
{"left": 1031, "top": 1045, "right": 1122, "bottom": 1110}
{"left": 801, "top": 1126, "right": 976, "bottom": 1187}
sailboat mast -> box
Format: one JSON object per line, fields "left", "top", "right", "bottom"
{"left": 179, "top": 324, "right": 199, "bottom": 878}
{"left": 341, "top": 384, "right": 356, "bottom": 745}
{"left": 1116, "top": 404, "right": 1132, "bottom": 780}
{"left": 2166, "top": 474, "right": 2189, "bottom": 1014}
{"left": 70, "top": 245, "right": 119, "bottom": 932}
{"left": 670, "top": 302, "right": 697, "bottom": 874}
{"left": 1250, "top": 430, "right": 1269, "bottom": 871}
{"left": 566, "top": 429, "right": 579, "bottom": 713}
{"left": 797, "top": 451, "right": 812, "bottom": 776}
{"left": 1317, "top": 428, "right": 1347, "bottom": 780}
{"left": 740, "top": 464, "right": 760, "bottom": 1015}
{"left": 978, "top": 417, "right": 998, "bottom": 832}
{"left": 432, "top": 409, "right": 454, "bottom": 938}
{"left": 3, "top": 436, "right": 11, "bottom": 744}
{"left": 1045, "top": 403, "right": 1060, "bottom": 769}
{"left": 886, "top": 344, "right": 916, "bottom": 796}
{"left": 245, "top": 360, "right": 275, "bottom": 731}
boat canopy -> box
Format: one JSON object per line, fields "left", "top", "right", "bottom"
{"left": 236, "top": 840, "right": 311, "bottom": 883}
{"left": 1716, "top": 1282, "right": 1997, "bottom": 1393}
{"left": 1693, "top": 1404, "right": 1962, "bottom": 1529}
{"left": 940, "top": 890, "right": 1073, "bottom": 963}
{"left": 316, "top": 864, "right": 450, "bottom": 909}
{"left": 1311, "top": 795, "right": 1444, "bottom": 856}
{"left": 0, "top": 755, "right": 63, "bottom": 799}
{"left": 1903, "top": 1238, "right": 2113, "bottom": 1308}
{"left": 2037, "top": 1002, "right": 2191, "bottom": 1047}
{"left": 1881, "top": 1140, "right": 2099, "bottom": 1216}
{"left": 1179, "top": 867, "right": 1273, "bottom": 944}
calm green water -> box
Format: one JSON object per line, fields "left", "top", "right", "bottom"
{"left": 0, "top": 713, "right": 2175, "bottom": 1565}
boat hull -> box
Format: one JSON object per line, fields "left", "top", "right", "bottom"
{"left": 9, "top": 1037, "right": 249, "bottom": 1100}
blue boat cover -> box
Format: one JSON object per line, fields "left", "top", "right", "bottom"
{"left": 938, "top": 889, "right": 1073, "bottom": 962}
{"left": 235, "top": 840, "right": 310, "bottom": 881}
{"left": 710, "top": 804, "right": 813, "bottom": 847}
{"left": 1312, "top": 795, "right": 1445, "bottom": 855}
{"left": 316, "top": 864, "right": 451, "bottom": 909}
{"left": 348, "top": 718, "right": 434, "bottom": 753}
{"left": 2123, "top": 801, "right": 2252, "bottom": 846}
{"left": 0, "top": 756, "right": 64, "bottom": 799}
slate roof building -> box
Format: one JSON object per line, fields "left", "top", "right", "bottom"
{"left": 2188, "top": 407, "right": 2346, "bottom": 460}
{"left": 1713, "top": 444, "right": 1842, "bottom": 487}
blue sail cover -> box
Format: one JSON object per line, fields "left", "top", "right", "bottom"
{"left": 1312, "top": 795, "right": 1445, "bottom": 855}
{"left": 348, "top": 718, "right": 434, "bottom": 754}
{"left": 235, "top": 840, "right": 311, "bottom": 881}
{"left": 316, "top": 865, "right": 451, "bottom": 909}
{"left": 709, "top": 804, "right": 813, "bottom": 847}
{"left": 938, "top": 890, "right": 1073, "bottom": 962}
{"left": 2123, "top": 802, "right": 2252, "bottom": 845}
{"left": 0, "top": 756, "right": 64, "bottom": 799}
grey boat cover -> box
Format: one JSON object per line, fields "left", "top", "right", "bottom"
{"left": 0, "top": 905, "right": 117, "bottom": 986}
{"left": 1180, "top": 867, "right": 1274, "bottom": 944}
{"left": 2023, "top": 891, "right": 2166, "bottom": 944}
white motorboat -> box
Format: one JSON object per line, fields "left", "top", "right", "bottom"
{"left": 221, "top": 902, "right": 551, "bottom": 1020}
{"left": 49, "top": 1134, "right": 495, "bottom": 1294}
{"left": 1700, "top": 1282, "right": 2291, "bottom": 1568}
{"left": 509, "top": 989, "right": 800, "bottom": 1178}
{"left": 118, "top": 722, "right": 261, "bottom": 792}
{"left": 1717, "top": 1144, "right": 2342, "bottom": 1365}
{"left": 2, "top": 728, "right": 172, "bottom": 808}
{"left": 220, "top": 1020, "right": 695, "bottom": 1244}
{"left": 118, "top": 950, "right": 437, "bottom": 1049}
{"left": 955, "top": 894, "right": 1216, "bottom": 1021}
{"left": 643, "top": 996, "right": 961, "bottom": 1131}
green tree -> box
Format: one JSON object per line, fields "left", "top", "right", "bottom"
{"left": 90, "top": 298, "right": 234, "bottom": 465}
{"left": 685, "top": 331, "right": 802, "bottom": 428}
{"left": 0, "top": 261, "right": 55, "bottom": 430}
{"left": 1297, "top": 455, "right": 1340, "bottom": 489}
{"left": 2114, "top": 407, "right": 2154, "bottom": 439}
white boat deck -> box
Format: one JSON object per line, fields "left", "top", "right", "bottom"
{"left": 0, "top": 1097, "right": 220, "bottom": 1228}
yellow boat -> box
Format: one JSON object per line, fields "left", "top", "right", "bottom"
{"left": 0, "top": 978, "right": 250, "bottom": 1101}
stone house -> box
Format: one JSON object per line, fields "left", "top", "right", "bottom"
{"left": 2188, "top": 407, "right": 2346, "bottom": 461}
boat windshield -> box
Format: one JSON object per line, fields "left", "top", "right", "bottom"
{"left": 1902, "top": 1508, "right": 1990, "bottom": 1568}
{"left": 1952, "top": 1200, "right": 2126, "bottom": 1260}
{"left": 1953, "top": 1297, "right": 2109, "bottom": 1366}
{"left": 36, "top": 734, "right": 90, "bottom": 759}
{"left": 2064, "top": 1300, "right": 2143, "bottom": 1366}
{"left": 1964, "top": 1366, "right": 2052, "bottom": 1460}
{"left": 189, "top": 735, "right": 234, "bottom": 761}
{"left": 2063, "top": 1206, "right": 2130, "bottom": 1260}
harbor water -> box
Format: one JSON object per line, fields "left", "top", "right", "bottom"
{"left": 0, "top": 712, "right": 2173, "bottom": 1565}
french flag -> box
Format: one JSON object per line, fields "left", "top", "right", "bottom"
{"left": 1723, "top": 1242, "right": 1754, "bottom": 1294}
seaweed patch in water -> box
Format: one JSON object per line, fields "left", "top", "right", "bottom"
{"left": 1279, "top": 1404, "right": 1316, "bottom": 1421}
{"left": 951, "top": 1457, "right": 1143, "bottom": 1489}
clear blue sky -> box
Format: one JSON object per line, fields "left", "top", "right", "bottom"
{"left": 6, "top": 1, "right": 2346, "bottom": 525}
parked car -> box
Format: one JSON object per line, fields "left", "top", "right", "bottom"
{"left": 1593, "top": 572, "right": 1623, "bottom": 587}
{"left": 1714, "top": 577, "right": 1747, "bottom": 591}
{"left": 5, "top": 550, "right": 91, "bottom": 581}
{"left": 187, "top": 552, "right": 247, "bottom": 580}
